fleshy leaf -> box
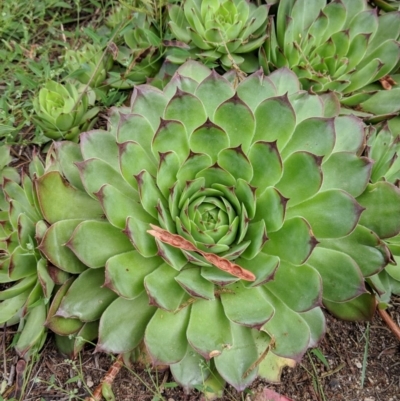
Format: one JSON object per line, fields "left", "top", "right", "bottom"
{"left": 249, "top": 141, "right": 283, "bottom": 192}
{"left": 214, "top": 94, "right": 255, "bottom": 152}
{"left": 77, "top": 158, "right": 138, "bottom": 201}
{"left": 97, "top": 291, "right": 156, "bottom": 353}
{"left": 152, "top": 119, "right": 189, "bottom": 165}
{"left": 39, "top": 219, "right": 88, "bottom": 274}
{"left": 307, "top": 247, "right": 365, "bottom": 302}
{"left": 104, "top": 251, "right": 162, "bottom": 299}
{"left": 333, "top": 115, "right": 366, "bottom": 154}
{"left": 218, "top": 146, "right": 253, "bottom": 182}
{"left": 265, "top": 261, "right": 322, "bottom": 312}
{"left": 320, "top": 225, "right": 391, "bottom": 277}
{"left": 261, "top": 290, "right": 310, "bottom": 361}
{"left": 46, "top": 278, "right": 84, "bottom": 336}
{"left": 170, "top": 345, "right": 210, "bottom": 390}
{"left": 258, "top": 353, "right": 296, "bottom": 384}
{"left": 237, "top": 253, "right": 279, "bottom": 287}
{"left": 287, "top": 190, "right": 363, "bottom": 239}
{"left": 119, "top": 141, "right": 157, "bottom": 188}
{"left": 67, "top": 220, "right": 133, "bottom": 268}
{"left": 145, "top": 306, "right": 191, "bottom": 364}
{"left": 144, "top": 263, "right": 190, "bottom": 311}
{"left": 164, "top": 89, "right": 207, "bottom": 135}
{"left": 254, "top": 187, "right": 287, "bottom": 233}
{"left": 321, "top": 153, "right": 372, "bottom": 197}
{"left": 125, "top": 216, "right": 158, "bottom": 257}
{"left": 190, "top": 120, "right": 229, "bottom": 163}
{"left": 300, "top": 307, "right": 326, "bottom": 348}
{"left": 263, "top": 217, "right": 316, "bottom": 265}
{"left": 80, "top": 130, "right": 120, "bottom": 170}
{"left": 135, "top": 170, "right": 166, "bottom": 220}
{"left": 237, "top": 70, "right": 276, "bottom": 112}
{"left": 130, "top": 85, "right": 167, "bottom": 131}
{"left": 15, "top": 303, "right": 46, "bottom": 357}
{"left": 116, "top": 113, "right": 155, "bottom": 158}
{"left": 268, "top": 68, "right": 301, "bottom": 95}
{"left": 51, "top": 141, "right": 84, "bottom": 191}
{"left": 176, "top": 267, "right": 215, "bottom": 300}
{"left": 96, "top": 184, "right": 152, "bottom": 230}
{"left": 253, "top": 95, "right": 296, "bottom": 150}
{"left": 157, "top": 152, "right": 180, "bottom": 200}
{"left": 187, "top": 298, "right": 233, "bottom": 359}
{"left": 281, "top": 117, "right": 335, "bottom": 159}
{"left": 277, "top": 151, "right": 322, "bottom": 206}
{"left": 221, "top": 282, "right": 274, "bottom": 328}
{"left": 323, "top": 293, "right": 376, "bottom": 321}
{"left": 214, "top": 323, "right": 261, "bottom": 391}
{"left": 57, "top": 268, "right": 117, "bottom": 322}
{"left": 35, "top": 171, "right": 103, "bottom": 223}
{"left": 357, "top": 182, "right": 400, "bottom": 239}
{"left": 194, "top": 70, "right": 235, "bottom": 119}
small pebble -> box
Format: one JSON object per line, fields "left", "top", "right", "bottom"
{"left": 329, "top": 378, "right": 341, "bottom": 389}
{"left": 86, "top": 376, "right": 94, "bottom": 388}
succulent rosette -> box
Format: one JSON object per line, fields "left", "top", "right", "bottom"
{"left": 370, "top": 0, "right": 400, "bottom": 12}
{"left": 341, "top": 74, "right": 400, "bottom": 122}
{"left": 105, "top": 4, "right": 133, "bottom": 29}
{"left": 0, "top": 155, "right": 60, "bottom": 357}
{"left": 0, "top": 146, "right": 20, "bottom": 209}
{"left": 106, "top": 12, "right": 163, "bottom": 89}
{"left": 168, "top": 0, "right": 269, "bottom": 72}
{"left": 364, "top": 120, "right": 400, "bottom": 304}
{"left": 262, "top": 0, "right": 400, "bottom": 106}
{"left": 64, "top": 43, "right": 113, "bottom": 89}
{"left": 35, "top": 61, "right": 400, "bottom": 392}
{"left": 0, "top": 146, "right": 20, "bottom": 185}
{"left": 33, "top": 80, "right": 100, "bottom": 141}
{"left": 366, "top": 118, "right": 400, "bottom": 185}
{"left": 0, "top": 151, "right": 99, "bottom": 358}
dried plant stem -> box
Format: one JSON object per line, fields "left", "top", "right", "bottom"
{"left": 13, "top": 359, "right": 26, "bottom": 400}
{"left": 377, "top": 307, "right": 400, "bottom": 341}
{"left": 147, "top": 224, "right": 256, "bottom": 281}
{"left": 60, "top": 23, "right": 67, "bottom": 43}
{"left": 85, "top": 354, "right": 124, "bottom": 401}
{"left": 2, "top": 329, "right": 7, "bottom": 379}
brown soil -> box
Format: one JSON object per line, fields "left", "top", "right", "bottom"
{"left": 1, "top": 297, "right": 399, "bottom": 401}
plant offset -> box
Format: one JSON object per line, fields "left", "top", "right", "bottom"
{"left": 1, "top": 0, "right": 400, "bottom": 399}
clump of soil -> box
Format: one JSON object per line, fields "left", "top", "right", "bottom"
{"left": 1, "top": 297, "right": 399, "bottom": 401}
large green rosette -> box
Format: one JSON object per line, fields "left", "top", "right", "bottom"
{"left": 36, "top": 61, "right": 400, "bottom": 391}
{"left": 262, "top": 0, "right": 400, "bottom": 116}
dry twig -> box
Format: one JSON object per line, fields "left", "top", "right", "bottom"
{"left": 85, "top": 354, "right": 123, "bottom": 401}
{"left": 147, "top": 224, "right": 256, "bottom": 281}
{"left": 377, "top": 307, "right": 400, "bottom": 341}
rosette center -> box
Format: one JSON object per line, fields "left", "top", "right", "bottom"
{"left": 179, "top": 193, "right": 239, "bottom": 252}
